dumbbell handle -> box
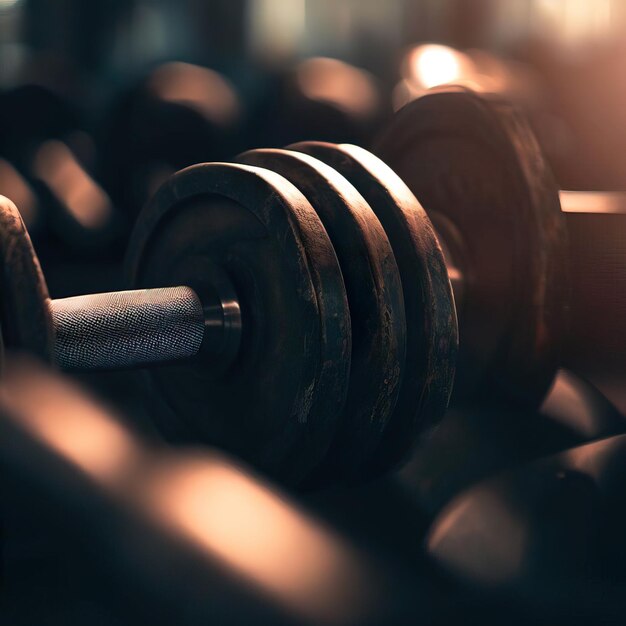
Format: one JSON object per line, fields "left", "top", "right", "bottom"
{"left": 49, "top": 285, "right": 240, "bottom": 370}
{"left": 48, "top": 191, "right": 626, "bottom": 383}
{"left": 558, "top": 191, "right": 626, "bottom": 410}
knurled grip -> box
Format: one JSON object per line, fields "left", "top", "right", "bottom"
{"left": 50, "top": 286, "right": 205, "bottom": 370}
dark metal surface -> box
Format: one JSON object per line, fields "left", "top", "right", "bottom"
{"left": 375, "top": 86, "right": 568, "bottom": 408}
{"left": 401, "top": 368, "right": 625, "bottom": 516}
{"left": 427, "top": 432, "right": 626, "bottom": 622}
{"left": 290, "top": 141, "right": 457, "bottom": 475}
{"left": 50, "top": 287, "right": 206, "bottom": 370}
{"left": 237, "top": 148, "right": 406, "bottom": 482}
{"left": 125, "top": 162, "right": 351, "bottom": 485}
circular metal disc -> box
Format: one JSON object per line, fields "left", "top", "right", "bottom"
{"left": 125, "top": 163, "right": 351, "bottom": 485}
{"left": 375, "top": 87, "right": 567, "bottom": 407}
{"left": 289, "top": 141, "right": 457, "bottom": 474}
{"left": 0, "top": 196, "right": 53, "bottom": 366}
{"left": 237, "top": 148, "right": 406, "bottom": 482}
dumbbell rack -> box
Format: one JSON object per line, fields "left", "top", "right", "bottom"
{"left": 2, "top": 85, "right": 626, "bottom": 626}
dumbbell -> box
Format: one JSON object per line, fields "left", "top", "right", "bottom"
{"left": 0, "top": 83, "right": 122, "bottom": 259}
{"left": 97, "top": 62, "right": 244, "bottom": 223}
{"left": 426, "top": 433, "right": 626, "bottom": 622}
{"left": 248, "top": 57, "right": 383, "bottom": 150}
{"left": 3, "top": 87, "right": 617, "bottom": 489}
{"left": 279, "top": 96, "right": 625, "bottom": 491}
{"left": 0, "top": 139, "right": 457, "bottom": 487}
{"left": 374, "top": 85, "right": 626, "bottom": 416}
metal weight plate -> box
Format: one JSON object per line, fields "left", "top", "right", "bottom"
{"left": 125, "top": 163, "right": 351, "bottom": 486}
{"left": 0, "top": 196, "right": 53, "bottom": 367}
{"left": 237, "top": 148, "right": 406, "bottom": 482}
{"left": 289, "top": 141, "right": 457, "bottom": 474}
{"left": 375, "top": 87, "right": 568, "bottom": 408}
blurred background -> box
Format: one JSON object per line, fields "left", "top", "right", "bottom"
{"left": 0, "top": 0, "right": 626, "bottom": 297}
{"left": 3, "top": 0, "right": 626, "bottom": 187}
{"left": 2, "top": 0, "right": 626, "bottom": 267}
{"left": 1, "top": 0, "right": 625, "bottom": 293}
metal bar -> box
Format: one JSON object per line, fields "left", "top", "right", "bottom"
{"left": 50, "top": 286, "right": 207, "bottom": 370}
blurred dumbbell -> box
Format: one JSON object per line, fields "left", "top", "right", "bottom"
{"left": 247, "top": 57, "right": 384, "bottom": 149}
{"left": 396, "top": 368, "right": 625, "bottom": 516}
{"left": 0, "top": 83, "right": 123, "bottom": 262}
{"left": 0, "top": 356, "right": 429, "bottom": 626}
{"left": 305, "top": 370, "right": 624, "bottom": 566}
{"left": 97, "top": 62, "right": 244, "bottom": 223}
{"left": 427, "top": 432, "right": 626, "bottom": 623}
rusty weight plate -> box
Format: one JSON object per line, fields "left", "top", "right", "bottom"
{"left": 289, "top": 141, "right": 457, "bottom": 475}
{"left": 125, "top": 163, "right": 350, "bottom": 486}
{"left": 237, "top": 148, "right": 406, "bottom": 482}
{"left": 0, "top": 195, "right": 53, "bottom": 367}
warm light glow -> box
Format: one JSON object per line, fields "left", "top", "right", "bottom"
{"left": 0, "top": 158, "right": 38, "bottom": 228}
{"left": 428, "top": 488, "right": 527, "bottom": 586}
{"left": 560, "top": 191, "right": 626, "bottom": 214}
{"left": 0, "top": 363, "right": 142, "bottom": 482}
{"left": 565, "top": 436, "right": 626, "bottom": 481}
{"left": 296, "top": 57, "right": 379, "bottom": 120}
{"left": 406, "top": 44, "right": 467, "bottom": 90}
{"left": 532, "top": 0, "right": 613, "bottom": 46}
{"left": 33, "top": 140, "right": 113, "bottom": 230}
{"left": 0, "top": 360, "right": 376, "bottom": 623}
{"left": 148, "top": 62, "right": 241, "bottom": 126}
{"left": 468, "top": 50, "right": 514, "bottom": 95}
{"left": 395, "top": 45, "right": 521, "bottom": 111}
{"left": 141, "top": 456, "right": 373, "bottom": 624}
{"left": 392, "top": 78, "right": 420, "bottom": 112}
{"left": 395, "top": 44, "right": 490, "bottom": 110}
{"left": 542, "top": 371, "right": 607, "bottom": 437}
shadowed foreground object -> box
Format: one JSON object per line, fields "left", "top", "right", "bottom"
{"left": 427, "top": 434, "right": 626, "bottom": 622}
{"left": 398, "top": 368, "right": 626, "bottom": 516}
{"left": 0, "top": 357, "right": 413, "bottom": 625}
